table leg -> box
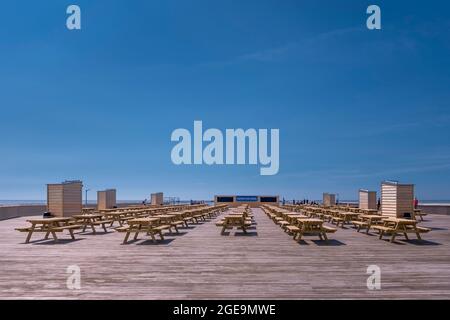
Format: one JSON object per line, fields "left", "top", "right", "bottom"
{"left": 69, "top": 229, "right": 75, "bottom": 240}
{"left": 51, "top": 231, "right": 58, "bottom": 242}
{"left": 414, "top": 225, "right": 422, "bottom": 240}
{"left": 149, "top": 231, "right": 156, "bottom": 243}
{"left": 134, "top": 225, "right": 142, "bottom": 240}
{"left": 402, "top": 225, "right": 409, "bottom": 240}
{"left": 123, "top": 231, "right": 131, "bottom": 244}
{"left": 25, "top": 224, "right": 36, "bottom": 243}
{"left": 390, "top": 232, "right": 396, "bottom": 243}
{"left": 102, "top": 223, "right": 107, "bottom": 233}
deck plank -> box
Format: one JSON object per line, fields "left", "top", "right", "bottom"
{"left": 0, "top": 208, "right": 449, "bottom": 299}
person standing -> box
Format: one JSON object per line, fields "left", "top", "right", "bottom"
{"left": 377, "top": 198, "right": 381, "bottom": 211}
{"left": 414, "top": 197, "right": 419, "bottom": 209}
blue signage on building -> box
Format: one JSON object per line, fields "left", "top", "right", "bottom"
{"left": 235, "top": 196, "right": 258, "bottom": 202}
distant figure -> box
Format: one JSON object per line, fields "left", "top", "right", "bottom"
{"left": 282, "top": 198, "right": 285, "bottom": 205}
{"left": 377, "top": 198, "right": 381, "bottom": 210}
{"left": 293, "top": 199, "right": 295, "bottom": 205}
{"left": 190, "top": 199, "right": 193, "bottom": 205}
{"left": 414, "top": 197, "right": 419, "bottom": 209}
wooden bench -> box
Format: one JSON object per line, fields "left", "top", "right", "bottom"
{"left": 322, "top": 226, "right": 337, "bottom": 233}
{"left": 169, "top": 220, "right": 185, "bottom": 233}
{"left": 330, "top": 216, "right": 345, "bottom": 227}
{"left": 415, "top": 212, "right": 428, "bottom": 221}
{"left": 278, "top": 220, "right": 290, "bottom": 230}
{"left": 372, "top": 221, "right": 431, "bottom": 242}
{"left": 351, "top": 220, "right": 369, "bottom": 232}
{"left": 183, "top": 216, "right": 196, "bottom": 226}
{"left": 286, "top": 225, "right": 300, "bottom": 236}
{"left": 215, "top": 220, "right": 225, "bottom": 227}
{"left": 116, "top": 224, "right": 167, "bottom": 244}
{"left": 17, "top": 218, "right": 79, "bottom": 243}
{"left": 91, "top": 219, "right": 114, "bottom": 232}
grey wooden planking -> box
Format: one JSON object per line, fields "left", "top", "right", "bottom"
{"left": 0, "top": 208, "right": 449, "bottom": 299}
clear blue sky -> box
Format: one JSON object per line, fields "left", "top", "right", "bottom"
{"left": 1, "top": 0, "right": 450, "bottom": 201}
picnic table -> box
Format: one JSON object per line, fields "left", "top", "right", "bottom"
{"left": 359, "top": 209, "right": 379, "bottom": 215}
{"left": 372, "top": 217, "right": 430, "bottom": 242}
{"left": 292, "top": 218, "right": 336, "bottom": 242}
{"left": 334, "top": 211, "right": 360, "bottom": 226}
{"left": 16, "top": 217, "right": 80, "bottom": 243}
{"left": 352, "top": 215, "right": 384, "bottom": 233}
{"left": 116, "top": 217, "right": 170, "bottom": 244}
{"left": 284, "top": 213, "right": 307, "bottom": 224}
{"left": 103, "top": 211, "right": 135, "bottom": 227}
{"left": 72, "top": 214, "right": 112, "bottom": 233}
{"left": 220, "top": 214, "right": 251, "bottom": 234}
{"left": 154, "top": 214, "right": 185, "bottom": 233}
{"left": 414, "top": 209, "right": 427, "bottom": 221}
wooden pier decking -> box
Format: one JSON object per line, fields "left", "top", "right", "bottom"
{"left": 0, "top": 208, "right": 449, "bottom": 299}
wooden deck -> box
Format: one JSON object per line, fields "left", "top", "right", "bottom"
{"left": 0, "top": 208, "right": 449, "bottom": 299}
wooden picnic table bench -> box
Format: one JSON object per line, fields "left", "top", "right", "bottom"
{"left": 372, "top": 217, "right": 431, "bottom": 242}
{"left": 103, "top": 212, "right": 135, "bottom": 227}
{"left": 217, "top": 214, "right": 252, "bottom": 234}
{"left": 287, "top": 218, "right": 337, "bottom": 242}
{"left": 414, "top": 209, "right": 427, "bottom": 221}
{"left": 116, "top": 217, "right": 171, "bottom": 244}
{"left": 359, "top": 209, "right": 379, "bottom": 215}
{"left": 333, "top": 212, "right": 360, "bottom": 227}
{"left": 352, "top": 215, "right": 384, "bottom": 233}
{"left": 154, "top": 214, "right": 185, "bottom": 233}
{"left": 71, "top": 214, "right": 113, "bottom": 233}
{"left": 16, "top": 217, "right": 81, "bottom": 243}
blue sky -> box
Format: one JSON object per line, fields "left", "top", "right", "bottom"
{"left": 1, "top": 0, "right": 450, "bottom": 201}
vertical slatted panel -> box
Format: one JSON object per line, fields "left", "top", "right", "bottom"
{"left": 47, "top": 184, "right": 63, "bottom": 217}
{"left": 62, "top": 182, "right": 82, "bottom": 217}
{"left": 97, "top": 191, "right": 106, "bottom": 210}
{"left": 359, "top": 190, "right": 369, "bottom": 209}
{"left": 367, "top": 191, "right": 377, "bottom": 210}
{"left": 97, "top": 189, "right": 117, "bottom": 210}
{"left": 397, "top": 184, "right": 414, "bottom": 217}
{"left": 382, "top": 182, "right": 414, "bottom": 217}
{"left": 323, "top": 193, "right": 336, "bottom": 207}
{"left": 381, "top": 183, "right": 397, "bottom": 217}
{"left": 47, "top": 181, "right": 82, "bottom": 217}
{"left": 106, "top": 189, "right": 116, "bottom": 208}
{"left": 151, "top": 192, "right": 164, "bottom": 205}
{"left": 360, "top": 190, "right": 377, "bottom": 210}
